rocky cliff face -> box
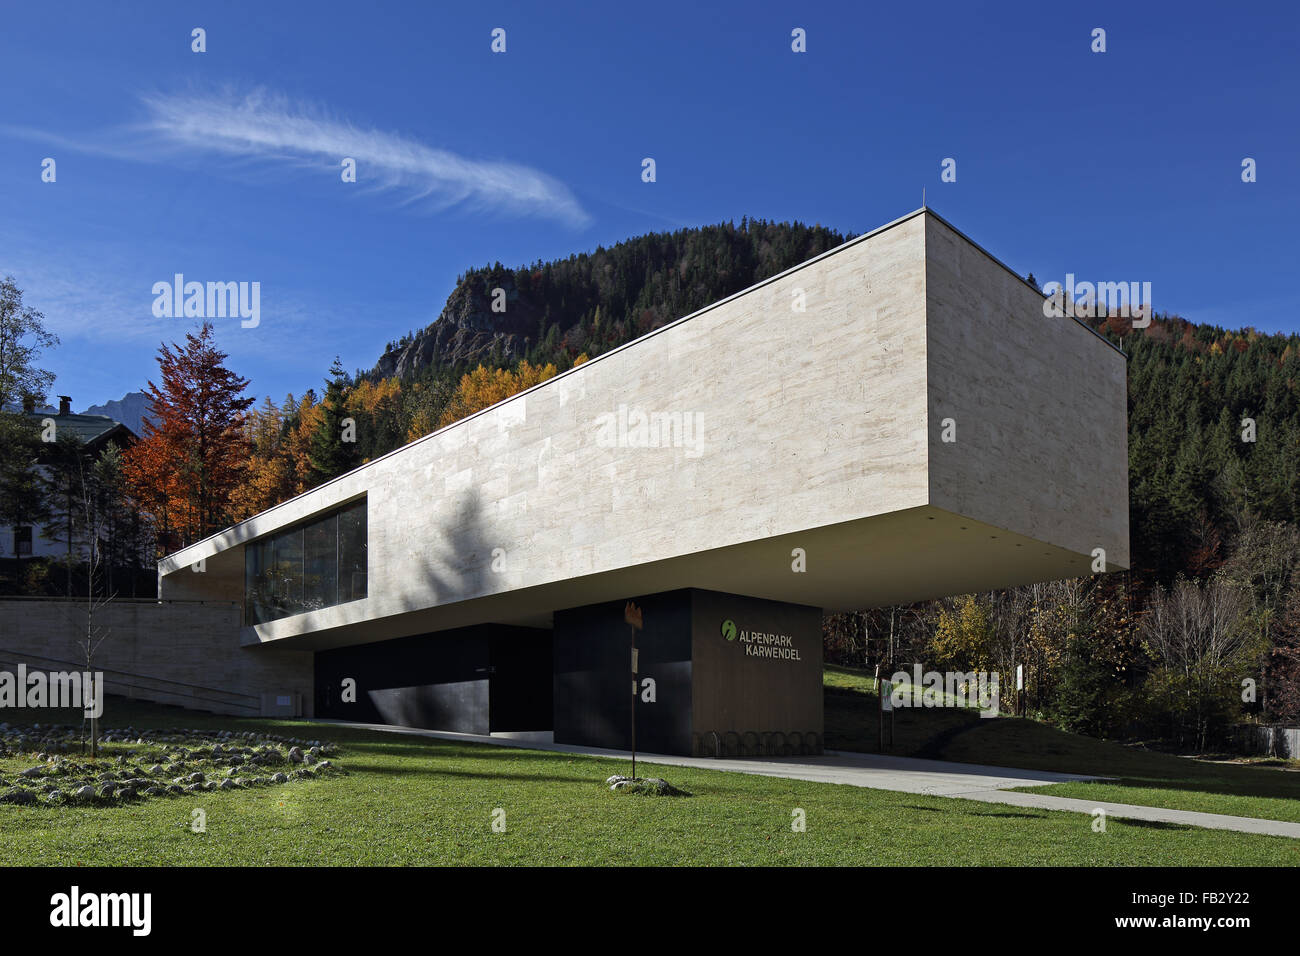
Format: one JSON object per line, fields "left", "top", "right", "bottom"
{"left": 372, "top": 274, "right": 549, "bottom": 379}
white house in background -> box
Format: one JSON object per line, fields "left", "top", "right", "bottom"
{"left": 1, "top": 396, "right": 138, "bottom": 561}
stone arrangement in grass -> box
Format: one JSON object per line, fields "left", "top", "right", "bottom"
{"left": 605, "top": 774, "right": 690, "bottom": 796}
{"left": 0, "top": 723, "right": 343, "bottom": 807}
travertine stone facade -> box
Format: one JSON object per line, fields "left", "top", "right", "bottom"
{"left": 924, "top": 214, "right": 1129, "bottom": 568}
{"left": 158, "top": 209, "right": 1128, "bottom": 650}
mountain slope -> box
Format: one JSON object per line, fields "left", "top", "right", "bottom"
{"left": 369, "top": 218, "right": 851, "bottom": 381}
{"left": 83, "top": 391, "right": 151, "bottom": 437}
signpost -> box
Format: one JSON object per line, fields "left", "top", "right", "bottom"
{"left": 624, "top": 601, "right": 643, "bottom": 780}
{"left": 880, "top": 676, "right": 893, "bottom": 752}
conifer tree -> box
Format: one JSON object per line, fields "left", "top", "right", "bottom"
{"left": 306, "top": 357, "right": 359, "bottom": 487}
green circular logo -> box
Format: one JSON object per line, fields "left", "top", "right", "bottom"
{"left": 721, "top": 619, "right": 737, "bottom": 641}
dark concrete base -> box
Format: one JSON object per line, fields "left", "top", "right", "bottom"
{"left": 553, "top": 588, "right": 823, "bottom": 756}
{"left": 313, "top": 624, "right": 552, "bottom": 734}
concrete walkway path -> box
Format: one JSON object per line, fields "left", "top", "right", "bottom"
{"left": 313, "top": 719, "right": 1300, "bottom": 840}
{"left": 955, "top": 788, "right": 1300, "bottom": 838}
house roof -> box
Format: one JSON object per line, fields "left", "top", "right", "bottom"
{"left": 25, "top": 412, "right": 137, "bottom": 446}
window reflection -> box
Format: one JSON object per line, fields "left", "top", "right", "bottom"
{"left": 244, "top": 499, "right": 366, "bottom": 625}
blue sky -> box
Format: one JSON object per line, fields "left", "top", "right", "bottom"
{"left": 2, "top": 0, "right": 1297, "bottom": 411}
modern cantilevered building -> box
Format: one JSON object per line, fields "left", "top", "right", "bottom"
{"left": 156, "top": 208, "right": 1129, "bottom": 756}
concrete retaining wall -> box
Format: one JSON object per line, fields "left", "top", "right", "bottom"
{"left": 0, "top": 599, "right": 313, "bottom": 718}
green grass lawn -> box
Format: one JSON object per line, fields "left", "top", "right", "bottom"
{"left": 826, "top": 664, "right": 1300, "bottom": 825}
{"left": 1, "top": 697, "right": 1297, "bottom": 865}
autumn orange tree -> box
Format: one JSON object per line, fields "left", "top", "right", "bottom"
{"left": 229, "top": 396, "right": 298, "bottom": 521}
{"left": 223, "top": 357, "right": 572, "bottom": 520}
{"left": 433, "top": 359, "right": 560, "bottom": 433}
{"left": 284, "top": 394, "right": 323, "bottom": 490}
{"left": 346, "top": 376, "right": 404, "bottom": 461}
{"left": 123, "top": 321, "right": 253, "bottom": 552}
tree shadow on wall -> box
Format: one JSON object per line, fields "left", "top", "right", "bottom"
{"left": 390, "top": 489, "right": 507, "bottom": 614}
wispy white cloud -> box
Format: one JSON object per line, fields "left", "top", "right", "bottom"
{"left": 139, "top": 88, "right": 589, "bottom": 225}
{"left": 7, "top": 86, "right": 591, "bottom": 226}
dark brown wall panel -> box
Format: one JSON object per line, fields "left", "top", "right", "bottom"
{"left": 690, "top": 590, "right": 823, "bottom": 745}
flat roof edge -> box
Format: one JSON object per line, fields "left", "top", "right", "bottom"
{"left": 163, "top": 208, "right": 937, "bottom": 564}
{"left": 920, "top": 208, "right": 1127, "bottom": 360}
{"left": 163, "top": 206, "right": 1120, "bottom": 564}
